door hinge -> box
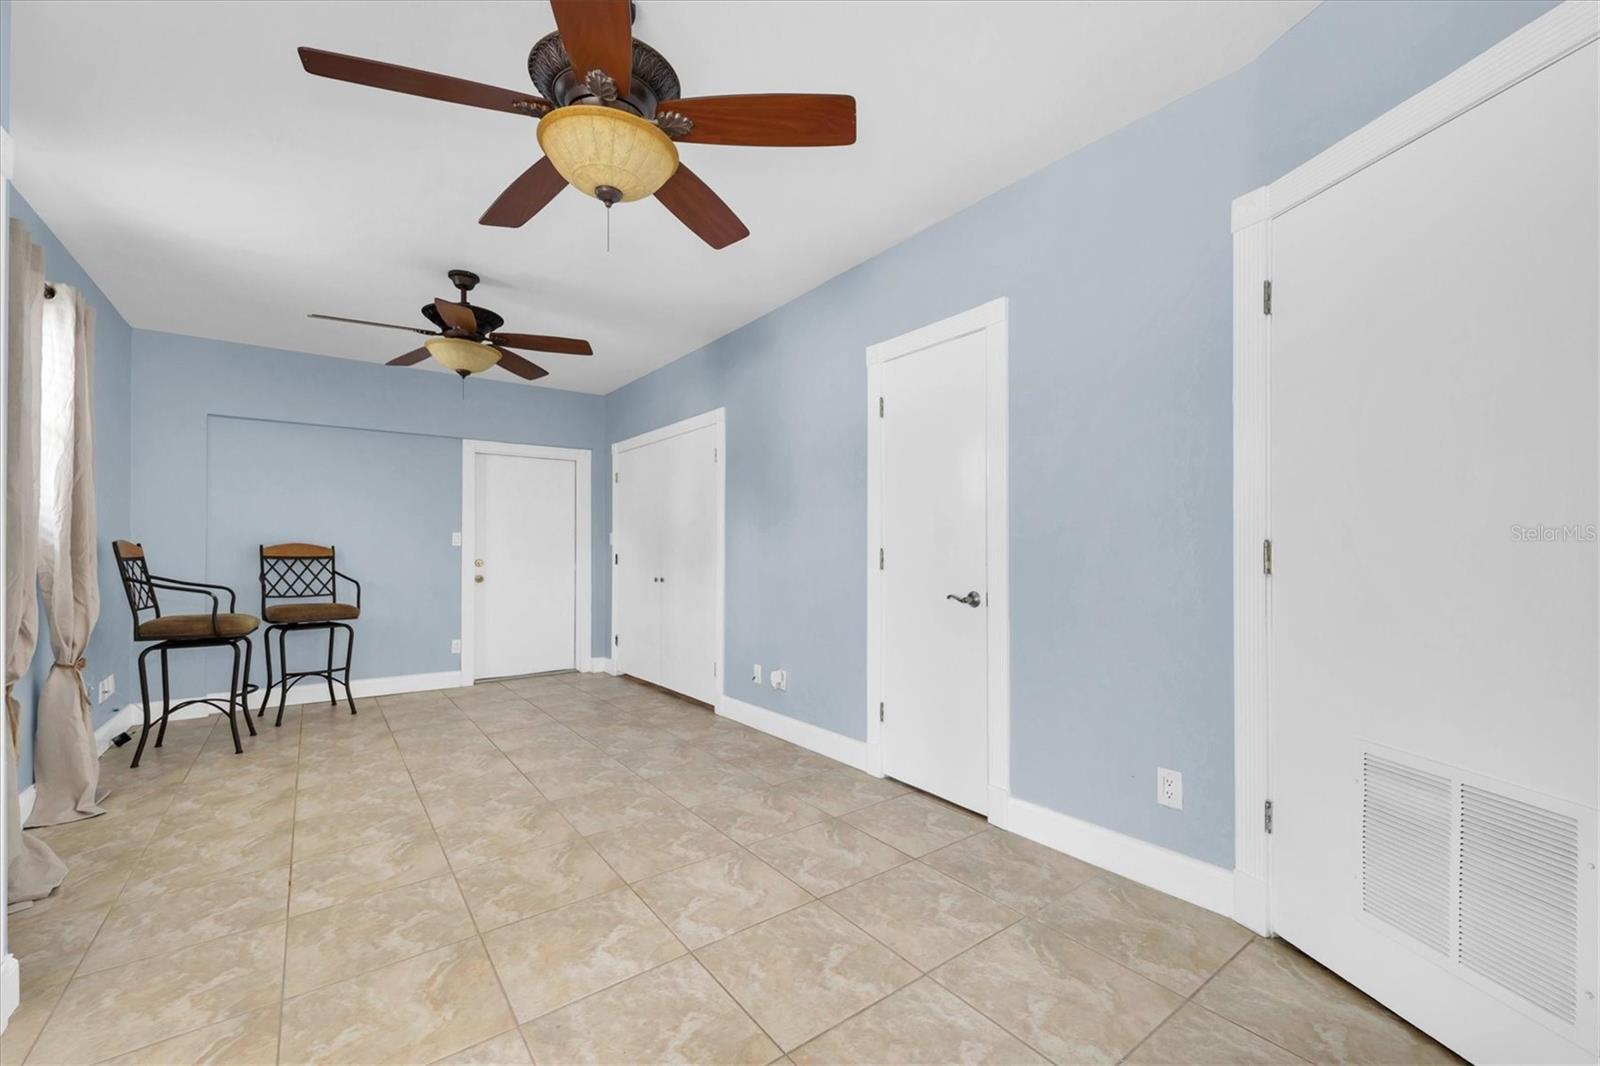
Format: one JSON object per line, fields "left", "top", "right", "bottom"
{"left": 614, "top": 634, "right": 619, "bottom": 647}
{"left": 879, "top": 702, "right": 884, "bottom": 723}
{"left": 878, "top": 396, "right": 884, "bottom": 418}
{"left": 713, "top": 661, "right": 718, "bottom": 677}
{"left": 1262, "top": 538, "right": 1273, "bottom": 576}
{"left": 614, "top": 553, "right": 619, "bottom": 565}
{"left": 878, "top": 547, "right": 884, "bottom": 570}
{"left": 1264, "top": 799, "right": 1274, "bottom": 834}
{"left": 1262, "top": 280, "right": 1272, "bottom": 316}
{"left": 614, "top": 471, "right": 619, "bottom": 483}
{"left": 714, "top": 447, "right": 718, "bottom": 463}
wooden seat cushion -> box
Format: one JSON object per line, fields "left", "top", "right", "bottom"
{"left": 263, "top": 602, "right": 360, "bottom": 624}
{"left": 138, "top": 612, "right": 260, "bottom": 640}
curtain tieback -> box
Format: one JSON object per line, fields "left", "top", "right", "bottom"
{"left": 56, "top": 657, "right": 87, "bottom": 671}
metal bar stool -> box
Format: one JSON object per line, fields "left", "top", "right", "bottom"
{"left": 257, "top": 543, "right": 362, "bottom": 727}
{"left": 112, "top": 540, "right": 259, "bottom": 768}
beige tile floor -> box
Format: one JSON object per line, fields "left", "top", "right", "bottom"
{"left": 4, "top": 672, "right": 1457, "bottom": 1065}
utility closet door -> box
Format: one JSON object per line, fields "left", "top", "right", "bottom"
{"left": 1268, "top": 42, "right": 1598, "bottom": 1064}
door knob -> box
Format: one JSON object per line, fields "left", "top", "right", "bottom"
{"left": 474, "top": 575, "right": 484, "bottom": 584}
{"left": 474, "top": 559, "right": 483, "bottom": 567}
{"left": 946, "top": 591, "right": 981, "bottom": 607}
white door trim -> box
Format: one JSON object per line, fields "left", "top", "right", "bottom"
{"left": 1230, "top": 0, "right": 1599, "bottom": 937}
{"left": 460, "top": 439, "right": 592, "bottom": 684}
{"left": 609, "top": 408, "right": 726, "bottom": 703}
{"left": 865, "top": 298, "right": 1010, "bottom": 822}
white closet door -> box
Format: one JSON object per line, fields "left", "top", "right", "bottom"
{"left": 615, "top": 442, "right": 666, "bottom": 686}
{"left": 1268, "top": 42, "right": 1598, "bottom": 1064}
{"left": 662, "top": 425, "right": 720, "bottom": 704}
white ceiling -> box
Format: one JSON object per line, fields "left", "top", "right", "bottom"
{"left": 11, "top": 0, "right": 1315, "bottom": 394}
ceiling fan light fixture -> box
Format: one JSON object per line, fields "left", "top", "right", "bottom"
{"left": 425, "top": 336, "right": 501, "bottom": 376}
{"left": 536, "top": 104, "right": 679, "bottom": 203}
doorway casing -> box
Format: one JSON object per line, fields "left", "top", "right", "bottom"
{"left": 865, "top": 298, "right": 1011, "bottom": 824}
{"left": 459, "top": 439, "right": 593, "bottom": 684}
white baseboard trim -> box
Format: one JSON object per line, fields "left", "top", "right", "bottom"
{"left": 1, "top": 952, "right": 19, "bottom": 1034}
{"left": 1004, "top": 797, "right": 1236, "bottom": 918}
{"left": 717, "top": 695, "right": 872, "bottom": 774}
{"left": 97, "top": 670, "right": 464, "bottom": 741}
{"left": 581, "top": 657, "right": 612, "bottom": 674}
{"left": 17, "top": 785, "right": 36, "bottom": 825}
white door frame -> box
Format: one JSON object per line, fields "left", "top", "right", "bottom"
{"left": 1230, "top": 0, "right": 1599, "bottom": 937}
{"left": 609, "top": 408, "right": 726, "bottom": 699}
{"left": 866, "top": 298, "right": 1011, "bottom": 822}
{"left": 460, "top": 439, "right": 592, "bottom": 684}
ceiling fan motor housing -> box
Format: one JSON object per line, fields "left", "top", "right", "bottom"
{"left": 527, "top": 32, "right": 681, "bottom": 118}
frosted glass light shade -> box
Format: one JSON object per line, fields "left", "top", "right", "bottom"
{"left": 425, "top": 336, "right": 500, "bottom": 375}
{"left": 537, "top": 105, "right": 680, "bottom": 202}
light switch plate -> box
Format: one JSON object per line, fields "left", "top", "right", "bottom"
{"left": 451, "top": 639, "right": 462, "bottom": 655}
{"left": 97, "top": 675, "right": 115, "bottom": 705}
{"left": 751, "top": 664, "right": 762, "bottom": 684}
{"left": 1157, "top": 767, "right": 1183, "bottom": 810}
{"left": 770, "top": 669, "right": 787, "bottom": 692}
{"left": 451, "top": 532, "right": 462, "bottom": 547}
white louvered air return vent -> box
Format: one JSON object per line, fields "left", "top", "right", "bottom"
{"left": 1459, "top": 785, "right": 1580, "bottom": 1026}
{"left": 1361, "top": 753, "right": 1452, "bottom": 955}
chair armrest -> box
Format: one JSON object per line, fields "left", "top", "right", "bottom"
{"left": 149, "top": 575, "right": 238, "bottom": 613}
{"left": 334, "top": 570, "right": 361, "bottom": 611}
{"left": 147, "top": 579, "right": 221, "bottom": 634}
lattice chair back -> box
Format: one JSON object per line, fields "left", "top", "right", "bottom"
{"left": 113, "top": 539, "right": 162, "bottom": 627}
{"left": 260, "top": 543, "right": 338, "bottom": 611}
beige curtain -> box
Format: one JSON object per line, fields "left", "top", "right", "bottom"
{"left": 5, "top": 219, "right": 67, "bottom": 907}
{"left": 26, "top": 285, "right": 102, "bottom": 827}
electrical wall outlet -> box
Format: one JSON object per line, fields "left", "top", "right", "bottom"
{"left": 1157, "top": 767, "right": 1183, "bottom": 810}
{"left": 97, "top": 675, "right": 115, "bottom": 705}
{"left": 770, "top": 669, "right": 787, "bottom": 692}
{"left": 451, "top": 639, "right": 462, "bottom": 655}
{"left": 451, "top": 532, "right": 462, "bottom": 547}
{"left": 751, "top": 664, "right": 762, "bottom": 684}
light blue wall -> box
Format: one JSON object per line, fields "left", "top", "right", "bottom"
{"left": 607, "top": 0, "right": 1556, "bottom": 867}
{"left": 129, "top": 331, "right": 611, "bottom": 700}
{"left": 8, "top": 192, "right": 136, "bottom": 790}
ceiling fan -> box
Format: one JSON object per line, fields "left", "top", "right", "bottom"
{"left": 299, "top": 0, "right": 855, "bottom": 249}
{"left": 309, "top": 269, "right": 592, "bottom": 380}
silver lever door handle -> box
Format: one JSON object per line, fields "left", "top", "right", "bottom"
{"left": 947, "top": 591, "right": 982, "bottom": 608}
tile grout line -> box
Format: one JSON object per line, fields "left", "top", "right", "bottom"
{"left": 275, "top": 691, "right": 309, "bottom": 1065}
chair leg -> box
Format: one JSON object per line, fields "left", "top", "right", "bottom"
{"left": 131, "top": 645, "right": 157, "bottom": 769}
{"left": 155, "top": 648, "right": 171, "bottom": 747}
{"left": 240, "top": 637, "right": 258, "bottom": 737}
{"left": 259, "top": 625, "right": 274, "bottom": 717}
{"left": 275, "top": 625, "right": 291, "bottom": 728}
{"left": 324, "top": 625, "right": 337, "bottom": 706}
{"left": 224, "top": 640, "right": 244, "bottom": 755}
{"left": 340, "top": 623, "right": 357, "bottom": 715}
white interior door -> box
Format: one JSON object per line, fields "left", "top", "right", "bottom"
{"left": 474, "top": 453, "right": 577, "bottom": 679}
{"left": 881, "top": 330, "right": 989, "bottom": 813}
{"left": 1268, "top": 43, "right": 1598, "bottom": 1064}
{"left": 662, "top": 425, "right": 720, "bottom": 704}
{"left": 614, "top": 419, "right": 720, "bottom": 702}
{"left": 614, "top": 439, "right": 666, "bottom": 686}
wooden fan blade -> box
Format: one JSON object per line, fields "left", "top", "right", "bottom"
{"left": 387, "top": 347, "right": 431, "bottom": 367}
{"left": 489, "top": 332, "right": 592, "bottom": 355}
{"left": 549, "top": 0, "right": 632, "bottom": 97}
{"left": 298, "top": 47, "right": 549, "bottom": 115}
{"left": 655, "top": 165, "right": 749, "bottom": 249}
{"left": 491, "top": 347, "right": 549, "bottom": 381}
{"left": 433, "top": 299, "right": 478, "bottom": 332}
{"left": 479, "top": 157, "right": 567, "bottom": 228}
{"left": 309, "top": 313, "right": 434, "bottom": 335}
{"left": 664, "top": 94, "right": 856, "bottom": 146}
